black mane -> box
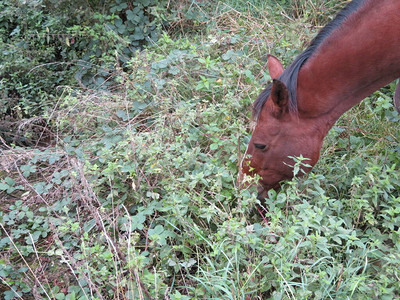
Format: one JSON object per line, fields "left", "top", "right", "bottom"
{"left": 253, "top": 0, "right": 366, "bottom": 118}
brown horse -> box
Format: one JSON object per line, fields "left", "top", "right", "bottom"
{"left": 240, "top": 0, "right": 400, "bottom": 200}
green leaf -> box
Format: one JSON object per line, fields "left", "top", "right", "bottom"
{"left": 0, "top": 182, "right": 9, "bottom": 191}
{"left": 210, "top": 143, "right": 219, "bottom": 150}
{"left": 126, "top": 10, "right": 135, "bottom": 21}
{"left": 130, "top": 213, "right": 146, "bottom": 230}
{"left": 168, "top": 66, "right": 180, "bottom": 75}
{"left": 148, "top": 225, "right": 164, "bottom": 236}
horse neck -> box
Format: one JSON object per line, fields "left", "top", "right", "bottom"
{"left": 296, "top": 0, "right": 400, "bottom": 131}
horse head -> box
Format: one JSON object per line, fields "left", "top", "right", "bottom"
{"left": 240, "top": 55, "right": 324, "bottom": 200}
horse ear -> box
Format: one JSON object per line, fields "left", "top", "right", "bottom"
{"left": 271, "top": 79, "right": 289, "bottom": 109}
{"left": 267, "top": 54, "right": 284, "bottom": 79}
{"left": 394, "top": 80, "right": 400, "bottom": 114}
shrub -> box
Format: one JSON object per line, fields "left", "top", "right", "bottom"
{"left": 1, "top": 1, "right": 399, "bottom": 299}
{"left": 0, "top": 0, "right": 171, "bottom": 146}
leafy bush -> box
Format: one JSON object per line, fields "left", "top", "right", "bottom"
{"left": 0, "top": 0, "right": 173, "bottom": 147}
{"left": 0, "top": 0, "right": 73, "bottom": 118}
{"left": 1, "top": 1, "right": 400, "bottom": 299}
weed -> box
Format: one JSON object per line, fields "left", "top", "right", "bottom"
{"left": 1, "top": 1, "right": 399, "bottom": 299}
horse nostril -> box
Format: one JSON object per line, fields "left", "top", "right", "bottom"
{"left": 254, "top": 143, "right": 267, "bottom": 150}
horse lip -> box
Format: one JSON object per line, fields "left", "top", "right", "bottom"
{"left": 257, "top": 192, "right": 266, "bottom": 201}
{"left": 257, "top": 182, "right": 282, "bottom": 200}
{"left": 256, "top": 185, "right": 269, "bottom": 200}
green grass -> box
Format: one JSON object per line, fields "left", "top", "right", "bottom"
{"left": 1, "top": 1, "right": 400, "bottom": 299}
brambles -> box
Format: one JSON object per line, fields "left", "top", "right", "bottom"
{"left": 1, "top": 1, "right": 400, "bottom": 299}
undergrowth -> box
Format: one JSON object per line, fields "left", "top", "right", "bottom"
{"left": 1, "top": 1, "right": 400, "bottom": 299}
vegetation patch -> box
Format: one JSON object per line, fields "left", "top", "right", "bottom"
{"left": 1, "top": 1, "right": 400, "bottom": 299}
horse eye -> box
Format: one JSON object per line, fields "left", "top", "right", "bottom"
{"left": 254, "top": 143, "right": 267, "bottom": 150}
